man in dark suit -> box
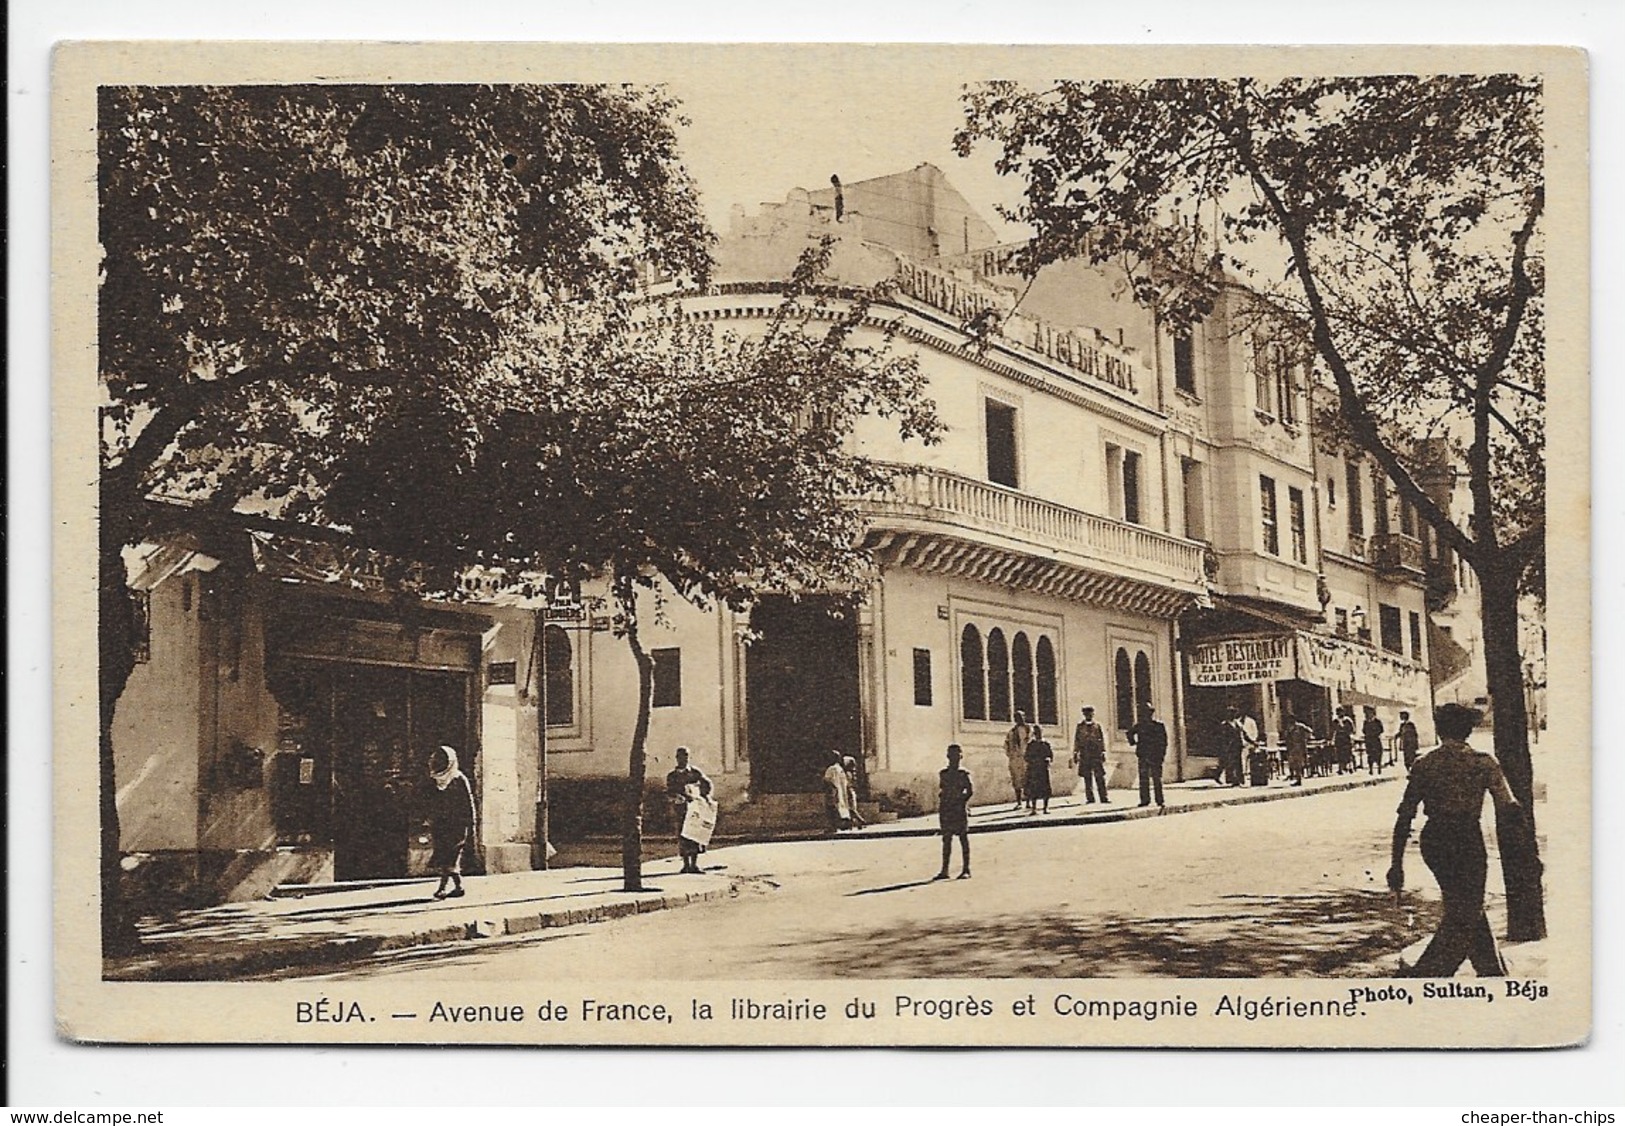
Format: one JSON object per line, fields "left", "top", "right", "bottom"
{"left": 1216, "top": 706, "right": 1245, "bottom": 786}
{"left": 1127, "top": 704, "right": 1168, "bottom": 808}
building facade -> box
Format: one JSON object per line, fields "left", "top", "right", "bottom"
{"left": 111, "top": 165, "right": 1441, "bottom": 904}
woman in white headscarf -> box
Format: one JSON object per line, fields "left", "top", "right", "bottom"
{"left": 428, "top": 746, "right": 476, "bottom": 899}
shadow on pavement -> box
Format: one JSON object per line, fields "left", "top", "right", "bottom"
{"left": 800, "top": 889, "right": 1442, "bottom": 978}
{"left": 848, "top": 878, "right": 943, "bottom": 896}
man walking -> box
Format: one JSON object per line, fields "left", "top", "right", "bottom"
{"left": 1072, "top": 705, "right": 1109, "bottom": 803}
{"left": 1388, "top": 703, "right": 1521, "bottom": 977}
{"left": 1127, "top": 704, "right": 1168, "bottom": 808}
{"left": 1004, "top": 709, "right": 1032, "bottom": 809}
{"left": 1397, "top": 710, "right": 1421, "bottom": 772}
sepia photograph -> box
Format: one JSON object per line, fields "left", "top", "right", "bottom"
{"left": 49, "top": 40, "right": 1589, "bottom": 1051}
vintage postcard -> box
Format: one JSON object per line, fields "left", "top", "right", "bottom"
{"left": 53, "top": 41, "right": 1590, "bottom": 1048}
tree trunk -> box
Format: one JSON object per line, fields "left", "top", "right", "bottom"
{"left": 620, "top": 594, "right": 655, "bottom": 893}
{"left": 99, "top": 506, "right": 140, "bottom": 955}
{"left": 1479, "top": 566, "right": 1547, "bottom": 943}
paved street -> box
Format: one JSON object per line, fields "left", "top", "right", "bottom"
{"left": 289, "top": 773, "right": 1480, "bottom": 981}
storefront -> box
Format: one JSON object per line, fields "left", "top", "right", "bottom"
{"left": 264, "top": 601, "right": 486, "bottom": 881}
{"left": 113, "top": 523, "right": 496, "bottom": 907}
{"left": 1182, "top": 627, "right": 1431, "bottom": 757}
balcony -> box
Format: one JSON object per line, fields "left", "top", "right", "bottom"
{"left": 1371, "top": 531, "right": 1425, "bottom": 578}
{"left": 859, "top": 464, "right": 1208, "bottom": 615}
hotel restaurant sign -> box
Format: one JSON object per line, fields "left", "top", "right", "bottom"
{"left": 1188, "top": 633, "right": 1430, "bottom": 704}
{"left": 1188, "top": 636, "right": 1296, "bottom": 687}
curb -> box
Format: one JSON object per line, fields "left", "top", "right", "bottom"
{"left": 108, "top": 882, "right": 743, "bottom": 982}
{"left": 699, "top": 774, "right": 1402, "bottom": 845}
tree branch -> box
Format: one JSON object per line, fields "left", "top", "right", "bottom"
{"left": 1219, "top": 102, "right": 1481, "bottom": 566}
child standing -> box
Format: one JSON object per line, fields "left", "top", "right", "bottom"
{"left": 934, "top": 744, "right": 974, "bottom": 880}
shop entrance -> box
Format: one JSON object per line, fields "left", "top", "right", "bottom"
{"left": 745, "top": 595, "right": 862, "bottom": 794}
{"left": 1275, "top": 678, "right": 1333, "bottom": 741}
{"left": 269, "top": 661, "right": 475, "bottom": 881}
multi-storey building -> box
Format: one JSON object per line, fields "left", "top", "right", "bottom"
{"left": 110, "top": 164, "right": 1440, "bottom": 904}
{"left": 535, "top": 164, "right": 1211, "bottom": 829}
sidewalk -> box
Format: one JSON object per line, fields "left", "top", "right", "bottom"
{"left": 107, "top": 769, "right": 1396, "bottom": 982}
{"left": 106, "top": 859, "right": 749, "bottom": 982}
{"left": 845, "top": 769, "right": 1399, "bottom": 840}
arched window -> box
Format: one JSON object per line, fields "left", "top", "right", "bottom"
{"left": 1011, "top": 632, "right": 1035, "bottom": 724}
{"left": 959, "top": 625, "right": 986, "bottom": 721}
{"left": 1036, "top": 636, "right": 1058, "bottom": 726}
{"left": 543, "top": 625, "right": 574, "bottom": 727}
{"left": 986, "top": 629, "right": 1011, "bottom": 722}
{"left": 1114, "top": 647, "right": 1134, "bottom": 731}
{"left": 1134, "top": 651, "right": 1154, "bottom": 719}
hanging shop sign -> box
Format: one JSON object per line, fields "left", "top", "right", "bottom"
{"left": 1187, "top": 635, "right": 1296, "bottom": 686}
{"left": 1294, "top": 633, "right": 1430, "bottom": 704}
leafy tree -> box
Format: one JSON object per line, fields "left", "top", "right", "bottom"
{"left": 327, "top": 245, "right": 941, "bottom": 891}
{"left": 98, "top": 83, "right": 712, "bottom": 948}
{"left": 957, "top": 75, "right": 1548, "bottom": 939}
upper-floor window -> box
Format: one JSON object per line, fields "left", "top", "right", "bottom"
{"left": 1260, "top": 475, "right": 1280, "bottom": 556}
{"left": 1346, "top": 460, "right": 1365, "bottom": 538}
{"left": 1253, "top": 337, "right": 1275, "bottom": 415}
{"left": 1409, "top": 611, "right": 1424, "bottom": 661}
{"left": 1251, "top": 336, "right": 1295, "bottom": 423}
{"left": 1327, "top": 475, "right": 1337, "bottom": 509}
{"left": 1107, "top": 443, "right": 1143, "bottom": 525}
{"left": 1399, "top": 498, "right": 1417, "bottom": 538}
{"left": 1181, "top": 458, "right": 1207, "bottom": 542}
{"left": 1122, "top": 450, "right": 1142, "bottom": 525}
{"left": 1379, "top": 604, "right": 1404, "bottom": 654}
{"left": 1372, "top": 468, "right": 1391, "bottom": 537}
{"left": 1288, "top": 486, "right": 1308, "bottom": 564}
{"left": 1173, "top": 331, "right": 1196, "bottom": 395}
{"left": 985, "top": 399, "right": 1019, "bottom": 488}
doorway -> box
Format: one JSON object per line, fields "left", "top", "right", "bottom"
{"left": 745, "top": 595, "right": 861, "bottom": 794}
{"left": 269, "top": 661, "right": 475, "bottom": 881}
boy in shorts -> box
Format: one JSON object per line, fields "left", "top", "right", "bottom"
{"left": 934, "top": 744, "right": 974, "bottom": 880}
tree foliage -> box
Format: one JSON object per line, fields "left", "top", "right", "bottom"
{"left": 100, "top": 83, "right": 714, "bottom": 518}
{"left": 957, "top": 74, "right": 1548, "bottom": 939}
{"left": 97, "top": 82, "right": 714, "bottom": 945}
{"left": 956, "top": 75, "right": 1543, "bottom": 582}
{"left": 320, "top": 243, "right": 942, "bottom": 890}
{"left": 100, "top": 84, "right": 940, "bottom": 905}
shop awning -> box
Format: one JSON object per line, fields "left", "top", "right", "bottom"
{"left": 1187, "top": 630, "right": 1430, "bottom": 707}
{"left": 1294, "top": 632, "right": 1430, "bottom": 706}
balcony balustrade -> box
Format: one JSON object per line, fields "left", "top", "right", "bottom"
{"left": 1371, "top": 531, "right": 1426, "bottom": 577}
{"left": 862, "top": 463, "right": 1207, "bottom": 594}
